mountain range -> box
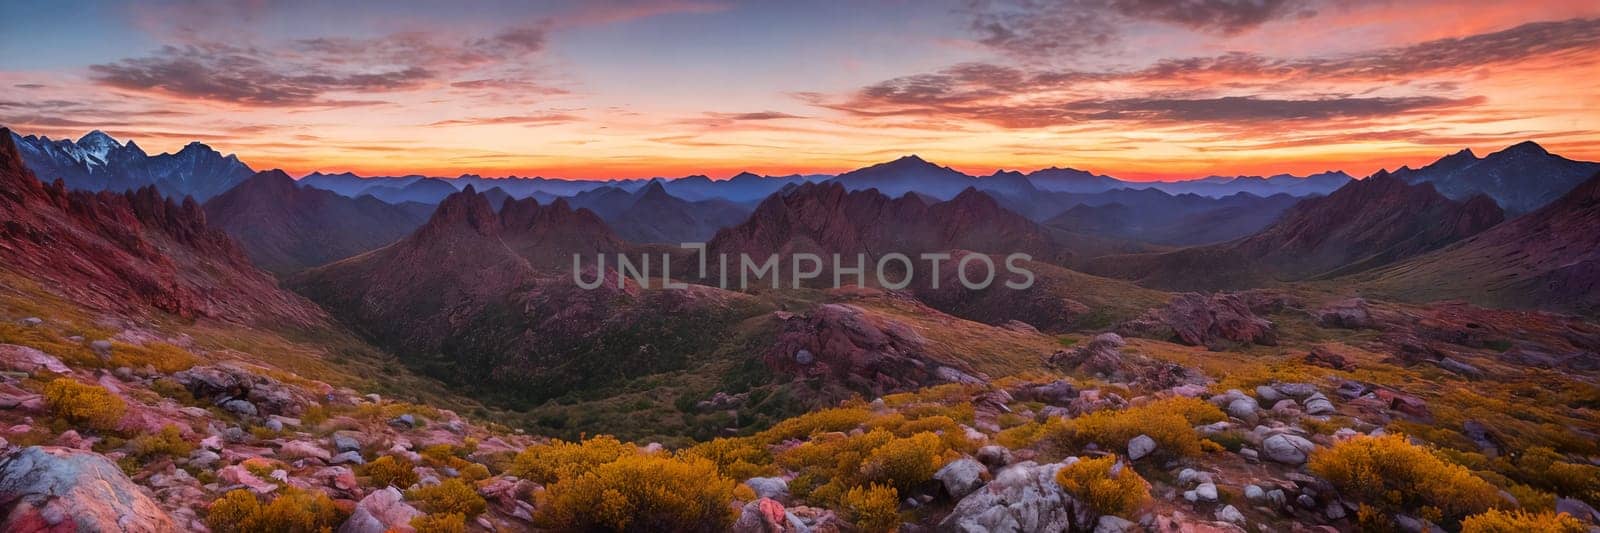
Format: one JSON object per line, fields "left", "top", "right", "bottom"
{"left": 202, "top": 170, "right": 432, "bottom": 274}
{"left": 9, "top": 130, "right": 254, "bottom": 201}
{"left": 1392, "top": 140, "right": 1600, "bottom": 214}
{"left": 0, "top": 128, "right": 317, "bottom": 324}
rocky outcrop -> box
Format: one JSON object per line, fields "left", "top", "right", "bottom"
{"left": 1117, "top": 292, "right": 1277, "bottom": 349}
{"left": 765, "top": 304, "right": 981, "bottom": 396}
{"left": 174, "top": 363, "right": 319, "bottom": 416}
{"left": 0, "top": 446, "right": 177, "bottom": 532}
{"left": 339, "top": 487, "right": 423, "bottom": 533}
{"left": 939, "top": 461, "right": 1086, "bottom": 532}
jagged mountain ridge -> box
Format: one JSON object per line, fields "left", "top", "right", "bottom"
{"left": 10, "top": 130, "right": 254, "bottom": 201}
{"left": 0, "top": 127, "right": 320, "bottom": 324}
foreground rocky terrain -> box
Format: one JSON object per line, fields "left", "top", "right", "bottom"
{"left": 3, "top": 278, "right": 1597, "bottom": 532}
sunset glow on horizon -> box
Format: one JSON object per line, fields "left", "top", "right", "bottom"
{"left": 3, "top": 0, "right": 1598, "bottom": 181}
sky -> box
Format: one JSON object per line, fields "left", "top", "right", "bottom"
{"left": 1, "top": 0, "right": 1598, "bottom": 181}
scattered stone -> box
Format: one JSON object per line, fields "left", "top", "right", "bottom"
{"left": 89, "top": 340, "right": 113, "bottom": 362}
{"left": 332, "top": 433, "right": 362, "bottom": 453}
{"left": 1305, "top": 345, "right": 1356, "bottom": 371}
{"left": 1094, "top": 515, "right": 1139, "bottom": 533}
{"left": 1275, "top": 383, "right": 1317, "bottom": 398}
{"left": 745, "top": 477, "right": 790, "bottom": 501}
{"left": 1127, "top": 435, "right": 1157, "bottom": 461}
{"left": 1437, "top": 358, "right": 1483, "bottom": 379}
{"left": 222, "top": 399, "right": 258, "bottom": 417}
{"left": 1216, "top": 505, "right": 1246, "bottom": 524}
{"left": 389, "top": 414, "right": 416, "bottom": 428}
{"left": 330, "top": 451, "right": 364, "bottom": 465}
{"left": 188, "top": 449, "right": 221, "bottom": 468}
{"left": 1193, "top": 482, "right": 1218, "bottom": 502}
{"left": 278, "top": 440, "right": 331, "bottom": 462}
{"left": 0, "top": 446, "right": 178, "bottom": 532}
{"left": 1315, "top": 298, "right": 1373, "bottom": 329}
{"left": 18, "top": 317, "right": 42, "bottom": 327}
{"left": 264, "top": 418, "right": 284, "bottom": 432}
{"left": 1244, "top": 485, "right": 1265, "bottom": 501}
{"left": 1262, "top": 434, "right": 1316, "bottom": 465}
{"left": 340, "top": 487, "right": 423, "bottom": 533}
{"left": 1227, "top": 398, "right": 1259, "bottom": 422}
{"left": 1325, "top": 501, "right": 1347, "bottom": 520}
{"left": 1304, "top": 395, "right": 1335, "bottom": 416}
{"left": 1556, "top": 498, "right": 1600, "bottom": 524}
{"left": 935, "top": 458, "right": 986, "bottom": 499}
{"left": 976, "top": 445, "right": 1013, "bottom": 471}
{"left": 1255, "top": 385, "right": 1282, "bottom": 403}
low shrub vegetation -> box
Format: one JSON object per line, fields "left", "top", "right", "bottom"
{"left": 534, "top": 453, "right": 743, "bottom": 532}
{"left": 1460, "top": 509, "right": 1587, "bottom": 533}
{"left": 1055, "top": 455, "right": 1148, "bottom": 519}
{"left": 842, "top": 483, "right": 900, "bottom": 533}
{"left": 1038, "top": 397, "right": 1223, "bottom": 460}
{"left": 362, "top": 455, "right": 420, "bottom": 489}
{"left": 205, "top": 488, "right": 344, "bottom": 533}
{"left": 508, "top": 435, "right": 634, "bottom": 484}
{"left": 405, "top": 478, "right": 487, "bottom": 518}
{"left": 1309, "top": 434, "right": 1501, "bottom": 522}
{"left": 42, "top": 378, "right": 127, "bottom": 431}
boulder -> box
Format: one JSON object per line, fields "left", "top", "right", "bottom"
{"left": 1261, "top": 434, "right": 1316, "bottom": 465}
{"left": 939, "top": 461, "right": 1084, "bottom": 532}
{"left": 1094, "top": 515, "right": 1139, "bottom": 533}
{"left": 0, "top": 344, "right": 71, "bottom": 374}
{"left": 1117, "top": 292, "right": 1277, "bottom": 349}
{"left": 1227, "top": 398, "right": 1259, "bottom": 422}
{"left": 0, "top": 446, "right": 177, "bottom": 532}
{"left": 1127, "top": 435, "right": 1157, "bottom": 461}
{"left": 1556, "top": 498, "right": 1600, "bottom": 524}
{"left": 1011, "top": 380, "right": 1077, "bottom": 406}
{"left": 745, "top": 477, "right": 790, "bottom": 501}
{"left": 278, "top": 440, "right": 332, "bottom": 462}
{"left": 733, "top": 498, "right": 808, "bottom": 533}
{"left": 1216, "top": 504, "right": 1246, "bottom": 525}
{"left": 1315, "top": 298, "right": 1373, "bottom": 329}
{"left": 976, "top": 445, "right": 1014, "bottom": 471}
{"left": 1305, "top": 346, "right": 1356, "bottom": 371}
{"left": 934, "top": 458, "right": 986, "bottom": 499}
{"left": 174, "top": 363, "right": 313, "bottom": 416}
{"left": 339, "top": 487, "right": 423, "bottom": 533}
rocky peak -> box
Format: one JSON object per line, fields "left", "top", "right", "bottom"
{"left": 421, "top": 186, "right": 500, "bottom": 238}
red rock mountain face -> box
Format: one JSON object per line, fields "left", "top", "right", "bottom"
{"left": 1362, "top": 171, "right": 1600, "bottom": 314}
{"left": 1085, "top": 172, "right": 1505, "bottom": 290}
{"left": 202, "top": 170, "right": 429, "bottom": 274}
{"left": 291, "top": 187, "right": 754, "bottom": 404}
{"left": 0, "top": 128, "right": 322, "bottom": 325}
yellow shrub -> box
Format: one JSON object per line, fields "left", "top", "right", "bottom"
{"left": 205, "top": 488, "right": 345, "bottom": 533}
{"left": 362, "top": 455, "right": 420, "bottom": 489}
{"left": 108, "top": 341, "right": 200, "bottom": 373}
{"left": 755, "top": 406, "right": 871, "bottom": 443}
{"left": 994, "top": 422, "right": 1046, "bottom": 450}
{"left": 1055, "top": 455, "right": 1148, "bottom": 518}
{"left": 779, "top": 430, "right": 895, "bottom": 504}
{"left": 535, "top": 453, "right": 742, "bottom": 532}
{"left": 1308, "top": 434, "right": 1501, "bottom": 520}
{"left": 684, "top": 436, "right": 777, "bottom": 480}
{"left": 1461, "top": 509, "right": 1587, "bottom": 533}
{"left": 459, "top": 463, "right": 491, "bottom": 482}
{"left": 131, "top": 424, "right": 193, "bottom": 460}
{"left": 861, "top": 432, "right": 953, "bottom": 494}
{"left": 508, "top": 435, "right": 635, "bottom": 484}
{"left": 1041, "top": 397, "right": 1222, "bottom": 460}
{"left": 1513, "top": 447, "right": 1600, "bottom": 506}
{"left": 405, "top": 478, "right": 487, "bottom": 518}
{"left": 411, "top": 513, "right": 467, "bottom": 533}
{"left": 842, "top": 483, "right": 900, "bottom": 533}
{"left": 42, "top": 378, "right": 127, "bottom": 431}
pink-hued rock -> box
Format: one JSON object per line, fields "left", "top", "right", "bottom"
{"left": 278, "top": 440, "right": 333, "bottom": 462}
{"left": 218, "top": 464, "right": 277, "bottom": 494}
{"left": 0, "top": 344, "right": 70, "bottom": 374}
{"left": 0, "top": 446, "right": 178, "bottom": 532}
{"left": 339, "top": 487, "right": 423, "bottom": 533}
